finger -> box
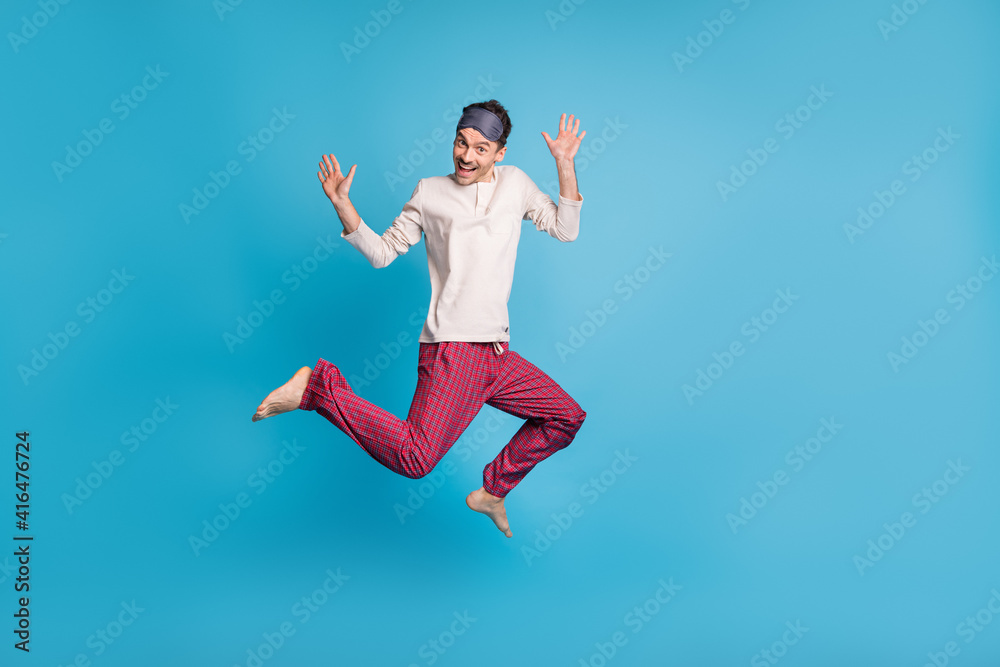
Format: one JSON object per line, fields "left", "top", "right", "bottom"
{"left": 344, "top": 164, "right": 356, "bottom": 187}
{"left": 319, "top": 160, "right": 329, "bottom": 177}
{"left": 328, "top": 153, "right": 340, "bottom": 175}
{"left": 559, "top": 113, "right": 566, "bottom": 133}
{"left": 318, "top": 170, "right": 324, "bottom": 182}
{"left": 578, "top": 129, "right": 586, "bottom": 142}
{"left": 541, "top": 131, "right": 551, "bottom": 143}
{"left": 573, "top": 117, "right": 581, "bottom": 134}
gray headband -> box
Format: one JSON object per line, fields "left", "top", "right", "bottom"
{"left": 457, "top": 107, "right": 504, "bottom": 142}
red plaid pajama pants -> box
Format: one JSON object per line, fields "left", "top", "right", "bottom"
{"left": 297, "top": 340, "right": 586, "bottom": 497}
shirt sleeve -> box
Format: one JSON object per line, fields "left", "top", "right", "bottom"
{"left": 340, "top": 180, "right": 424, "bottom": 268}
{"left": 522, "top": 172, "right": 584, "bottom": 242}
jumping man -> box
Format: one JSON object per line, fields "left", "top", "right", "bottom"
{"left": 252, "top": 100, "right": 587, "bottom": 538}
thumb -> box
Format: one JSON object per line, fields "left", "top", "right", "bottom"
{"left": 345, "top": 164, "right": 357, "bottom": 186}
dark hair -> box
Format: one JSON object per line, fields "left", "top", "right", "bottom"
{"left": 460, "top": 99, "right": 512, "bottom": 149}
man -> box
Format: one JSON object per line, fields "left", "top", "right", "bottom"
{"left": 252, "top": 100, "right": 587, "bottom": 538}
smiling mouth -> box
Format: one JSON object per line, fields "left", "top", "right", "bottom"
{"left": 457, "top": 163, "right": 475, "bottom": 175}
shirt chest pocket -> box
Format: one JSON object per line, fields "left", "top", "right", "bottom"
{"left": 487, "top": 208, "right": 519, "bottom": 237}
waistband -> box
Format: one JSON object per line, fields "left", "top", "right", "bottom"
{"left": 417, "top": 340, "right": 508, "bottom": 354}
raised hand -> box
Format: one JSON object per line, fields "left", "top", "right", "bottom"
{"left": 541, "top": 113, "right": 586, "bottom": 163}
{"left": 318, "top": 153, "right": 356, "bottom": 204}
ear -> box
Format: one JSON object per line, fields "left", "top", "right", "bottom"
{"left": 494, "top": 146, "right": 507, "bottom": 163}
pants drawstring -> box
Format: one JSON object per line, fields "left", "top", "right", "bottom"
{"left": 492, "top": 341, "right": 503, "bottom": 355}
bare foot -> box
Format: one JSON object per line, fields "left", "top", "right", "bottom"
{"left": 466, "top": 487, "right": 512, "bottom": 538}
{"left": 252, "top": 366, "right": 312, "bottom": 422}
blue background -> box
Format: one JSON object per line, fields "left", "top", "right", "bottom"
{"left": 2, "top": 0, "right": 999, "bottom": 664}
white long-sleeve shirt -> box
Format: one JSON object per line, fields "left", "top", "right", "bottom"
{"left": 340, "top": 164, "right": 583, "bottom": 345}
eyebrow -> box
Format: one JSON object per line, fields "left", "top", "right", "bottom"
{"left": 456, "top": 132, "right": 490, "bottom": 147}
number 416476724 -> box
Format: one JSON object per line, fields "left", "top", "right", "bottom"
{"left": 15, "top": 431, "right": 29, "bottom": 529}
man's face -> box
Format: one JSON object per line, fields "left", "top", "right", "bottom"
{"left": 453, "top": 127, "right": 506, "bottom": 185}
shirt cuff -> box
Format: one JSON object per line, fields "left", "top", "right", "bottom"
{"left": 558, "top": 192, "right": 584, "bottom": 206}
{"left": 342, "top": 219, "right": 380, "bottom": 248}
{"left": 340, "top": 218, "right": 394, "bottom": 268}
{"left": 341, "top": 220, "right": 365, "bottom": 239}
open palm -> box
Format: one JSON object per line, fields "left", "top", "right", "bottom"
{"left": 318, "top": 153, "right": 355, "bottom": 204}
{"left": 541, "top": 113, "right": 586, "bottom": 162}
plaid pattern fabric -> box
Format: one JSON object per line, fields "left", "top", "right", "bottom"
{"left": 298, "top": 341, "right": 586, "bottom": 497}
